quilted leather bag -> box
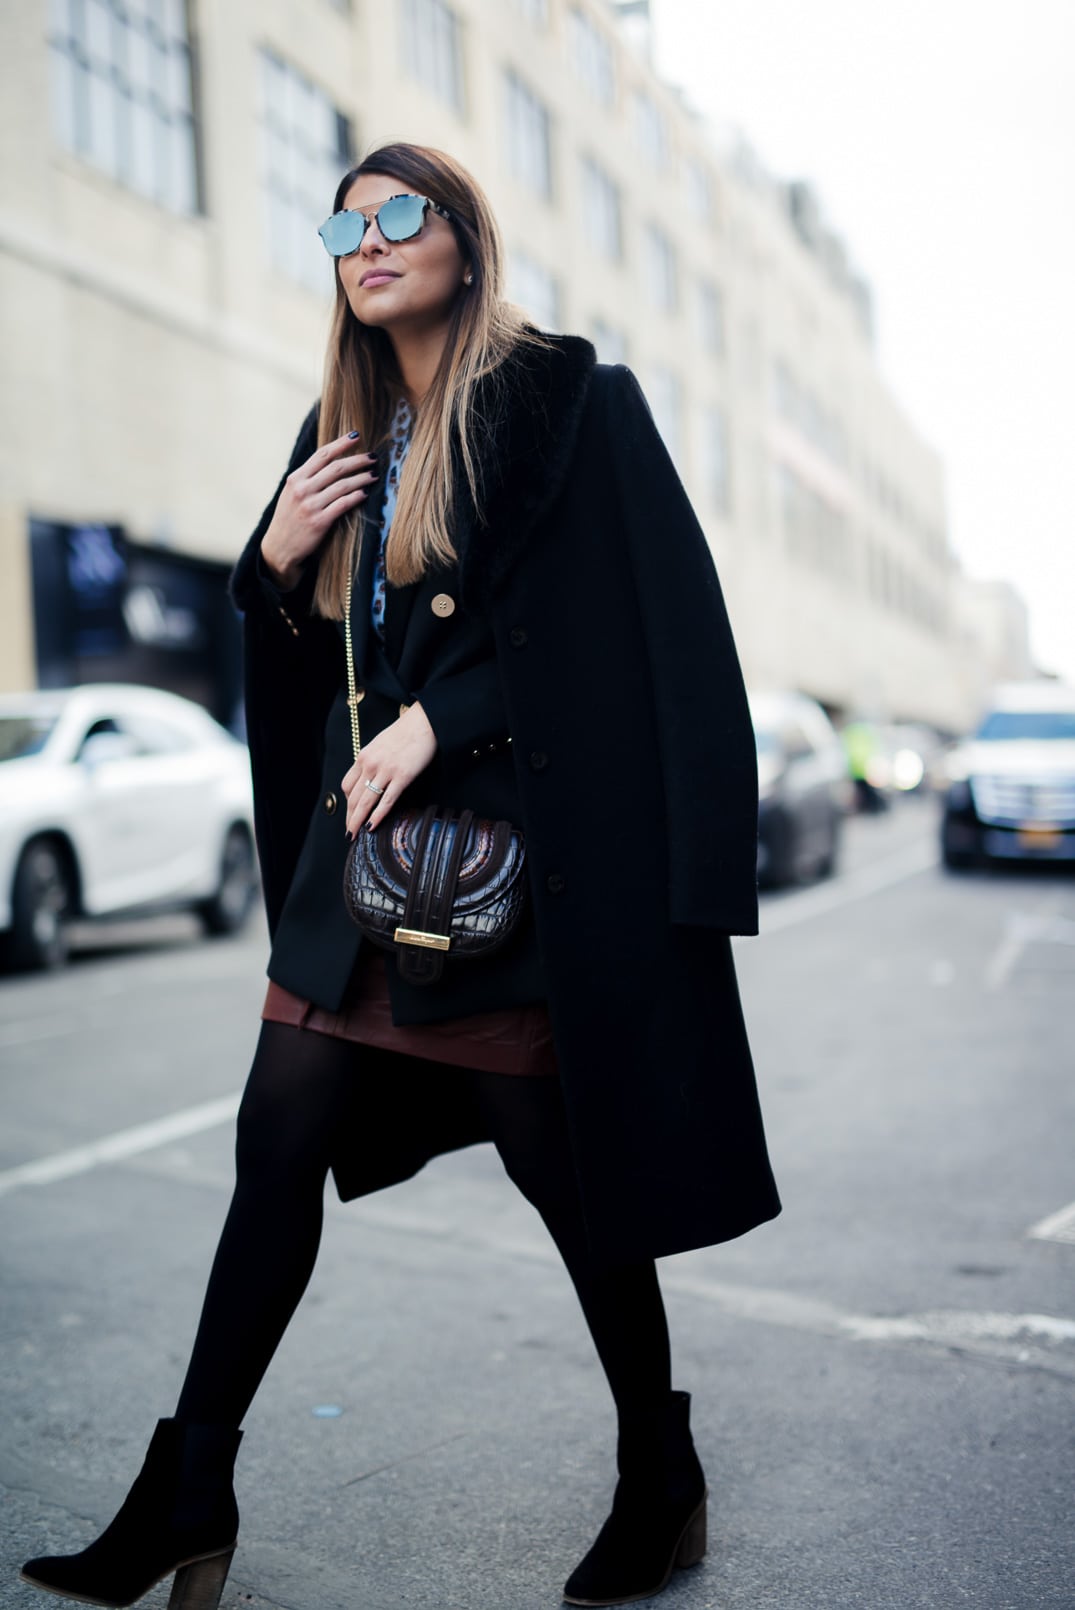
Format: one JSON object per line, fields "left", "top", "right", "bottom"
{"left": 339, "top": 565, "right": 527, "bottom": 986}
{"left": 343, "top": 804, "right": 528, "bottom": 985}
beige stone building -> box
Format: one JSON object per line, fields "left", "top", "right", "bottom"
{"left": 0, "top": 0, "right": 1001, "bottom": 731}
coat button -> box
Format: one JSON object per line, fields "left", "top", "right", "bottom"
{"left": 546, "top": 872, "right": 566, "bottom": 895}
{"left": 431, "top": 593, "right": 456, "bottom": 617}
{"left": 323, "top": 791, "right": 338, "bottom": 815}
{"left": 530, "top": 751, "right": 549, "bottom": 771}
{"left": 509, "top": 626, "right": 528, "bottom": 648}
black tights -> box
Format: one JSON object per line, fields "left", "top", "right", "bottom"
{"left": 176, "top": 1022, "right": 670, "bottom": 1428}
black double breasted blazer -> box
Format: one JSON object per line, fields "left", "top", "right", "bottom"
{"left": 231, "top": 333, "right": 780, "bottom": 1262}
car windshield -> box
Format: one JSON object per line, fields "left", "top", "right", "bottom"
{"left": 976, "top": 710, "right": 1075, "bottom": 742}
{"left": 0, "top": 715, "right": 57, "bottom": 761}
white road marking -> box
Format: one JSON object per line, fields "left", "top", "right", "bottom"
{"left": 0, "top": 1016, "right": 87, "bottom": 1048}
{"left": 985, "top": 902, "right": 1075, "bottom": 991}
{"left": 343, "top": 1200, "right": 1075, "bottom": 1376}
{"left": 1028, "top": 1199, "right": 1075, "bottom": 1245}
{"left": 0, "top": 1094, "right": 241, "bottom": 1197}
{"left": 757, "top": 840, "right": 937, "bottom": 936}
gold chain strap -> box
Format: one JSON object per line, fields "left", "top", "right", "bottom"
{"left": 343, "top": 564, "right": 363, "bottom": 763}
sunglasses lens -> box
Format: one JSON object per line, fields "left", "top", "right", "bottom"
{"left": 378, "top": 194, "right": 427, "bottom": 242}
{"left": 318, "top": 212, "right": 365, "bottom": 256}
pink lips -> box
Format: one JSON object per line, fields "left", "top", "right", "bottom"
{"left": 359, "top": 271, "right": 400, "bottom": 288}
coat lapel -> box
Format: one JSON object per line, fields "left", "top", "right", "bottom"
{"left": 454, "top": 333, "right": 597, "bottom": 609}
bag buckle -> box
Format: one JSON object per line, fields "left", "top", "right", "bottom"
{"left": 394, "top": 927, "right": 451, "bottom": 952}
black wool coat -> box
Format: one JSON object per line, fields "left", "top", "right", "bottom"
{"left": 231, "top": 334, "right": 780, "bottom": 1263}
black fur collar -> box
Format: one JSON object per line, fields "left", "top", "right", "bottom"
{"left": 452, "top": 332, "right": 597, "bottom": 608}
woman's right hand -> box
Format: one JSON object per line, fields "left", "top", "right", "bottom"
{"left": 260, "top": 432, "right": 379, "bottom": 589}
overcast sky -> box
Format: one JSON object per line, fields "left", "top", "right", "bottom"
{"left": 650, "top": 0, "right": 1075, "bottom": 681}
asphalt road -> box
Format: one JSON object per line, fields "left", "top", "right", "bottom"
{"left": 1, "top": 796, "right": 1073, "bottom": 1610}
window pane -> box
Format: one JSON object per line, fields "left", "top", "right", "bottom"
{"left": 591, "top": 319, "right": 628, "bottom": 366}
{"left": 647, "top": 367, "right": 683, "bottom": 465}
{"left": 508, "top": 250, "right": 560, "bottom": 331}
{"left": 580, "top": 154, "right": 621, "bottom": 261}
{"left": 49, "top": 0, "right": 200, "bottom": 214}
{"left": 644, "top": 223, "right": 678, "bottom": 313}
{"left": 569, "top": 6, "right": 616, "bottom": 106}
{"left": 400, "top": 0, "right": 465, "bottom": 113}
{"left": 701, "top": 405, "right": 731, "bottom": 511}
{"left": 258, "top": 46, "right": 352, "bottom": 294}
{"left": 504, "top": 70, "right": 552, "bottom": 199}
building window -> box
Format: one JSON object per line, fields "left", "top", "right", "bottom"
{"left": 685, "top": 155, "right": 714, "bottom": 223}
{"left": 643, "top": 222, "right": 678, "bottom": 314}
{"left": 591, "top": 318, "right": 628, "bottom": 366}
{"left": 400, "top": 0, "right": 465, "bottom": 113}
{"left": 694, "top": 280, "right": 725, "bottom": 358}
{"left": 509, "top": 249, "right": 560, "bottom": 331}
{"left": 647, "top": 367, "right": 683, "bottom": 467}
{"left": 580, "top": 155, "right": 622, "bottom": 262}
{"left": 568, "top": 6, "right": 616, "bottom": 107}
{"left": 504, "top": 70, "right": 553, "bottom": 199}
{"left": 259, "top": 50, "right": 352, "bottom": 294}
{"left": 632, "top": 88, "right": 668, "bottom": 169}
{"left": 700, "top": 405, "right": 731, "bottom": 512}
{"left": 47, "top": 0, "right": 200, "bottom": 214}
{"left": 513, "top": 0, "right": 549, "bottom": 24}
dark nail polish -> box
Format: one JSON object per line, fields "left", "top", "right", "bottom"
{"left": 366, "top": 822, "right": 376, "bottom": 834}
{"left": 348, "top": 430, "right": 361, "bottom": 439}
{"left": 345, "top": 830, "right": 353, "bottom": 843}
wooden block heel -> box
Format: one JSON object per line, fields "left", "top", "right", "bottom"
{"left": 673, "top": 1492, "right": 707, "bottom": 1570}
{"left": 167, "top": 1548, "right": 235, "bottom": 1610}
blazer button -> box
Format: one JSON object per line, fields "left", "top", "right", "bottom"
{"left": 323, "top": 791, "right": 338, "bottom": 815}
{"left": 509, "top": 626, "right": 528, "bottom": 648}
{"left": 546, "top": 872, "right": 566, "bottom": 895}
{"left": 529, "top": 751, "right": 549, "bottom": 771}
{"left": 431, "top": 593, "right": 456, "bottom": 617}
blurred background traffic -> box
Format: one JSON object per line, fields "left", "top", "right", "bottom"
{"left": 1, "top": 0, "right": 1072, "bottom": 971}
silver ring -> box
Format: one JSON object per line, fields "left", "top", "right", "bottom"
{"left": 364, "top": 780, "right": 386, "bottom": 797}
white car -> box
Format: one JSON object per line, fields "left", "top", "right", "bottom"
{"left": 941, "top": 681, "right": 1075, "bottom": 868}
{"left": 0, "top": 684, "right": 258, "bottom": 969}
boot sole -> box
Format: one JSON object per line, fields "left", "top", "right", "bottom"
{"left": 562, "top": 1492, "right": 707, "bottom": 1606}
{"left": 20, "top": 1544, "right": 236, "bottom": 1610}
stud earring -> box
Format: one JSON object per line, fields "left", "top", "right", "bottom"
{"left": 463, "top": 270, "right": 474, "bottom": 286}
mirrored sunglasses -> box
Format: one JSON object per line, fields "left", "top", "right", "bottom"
{"left": 317, "top": 193, "right": 455, "bottom": 257}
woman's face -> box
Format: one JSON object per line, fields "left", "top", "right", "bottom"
{"left": 337, "top": 172, "right": 468, "bottom": 340}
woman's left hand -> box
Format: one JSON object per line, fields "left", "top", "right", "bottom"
{"left": 342, "top": 703, "right": 438, "bottom": 837}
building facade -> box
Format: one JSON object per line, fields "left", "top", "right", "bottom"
{"left": 0, "top": 0, "right": 1005, "bottom": 731}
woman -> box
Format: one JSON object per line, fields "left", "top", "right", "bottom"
{"left": 22, "top": 143, "right": 779, "bottom": 1610}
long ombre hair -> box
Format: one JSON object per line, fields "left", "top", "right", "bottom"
{"left": 312, "top": 143, "right": 544, "bottom": 619}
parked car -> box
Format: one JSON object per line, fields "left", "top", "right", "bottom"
{"left": 941, "top": 681, "right": 1075, "bottom": 869}
{"left": 0, "top": 684, "right": 258, "bottom": 969}
{"left": 749, "top": 692, "right": 852, "bottom": 887}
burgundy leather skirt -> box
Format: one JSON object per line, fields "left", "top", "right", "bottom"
{"left": 262, "top": 950, "right": 558, "bottom": 1077}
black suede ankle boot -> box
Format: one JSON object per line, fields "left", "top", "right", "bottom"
{"left": 21, "top": 1418, "right": 242, "bottom": 1609}
{"left": 562, "top": 1390, "right": 707, "bottom": 1606}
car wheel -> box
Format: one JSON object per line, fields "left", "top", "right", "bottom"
{"left": 760, "top": 811, "right": 797, "bottom": 888}
{"left": 815, "top": 811, "right": 841, "bottom": 880}
{"left": 941, "top": 818, "right": 978, "bottom": 871}
{"left": 197, "top": 824, "right": 257, "bottom": 936}
{"left": 8, "top": 839, "right": 73, "bottom": 970}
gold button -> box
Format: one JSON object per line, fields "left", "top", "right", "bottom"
{"left": 323, "top": 792, "right": 338, "bottom": 815}
{"left": 431, "top": 593, "right": 456, "bottom": 618}
{"left": 399, "top": 702, "right": 411, "bottom": 717}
